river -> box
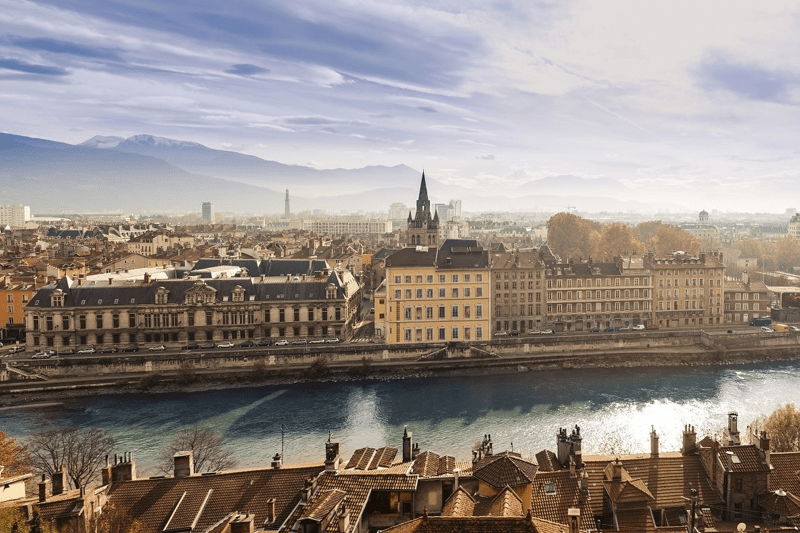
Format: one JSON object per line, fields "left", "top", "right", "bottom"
{"left": 1, "top": 361, "right": 797, "bottom": 476}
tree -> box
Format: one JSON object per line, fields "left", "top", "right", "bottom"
{"left": 546, "top": 213, "right": 601, "bottom": 260}
{"left": 649, "top": 224, "right": 700, "bottom": 255}
{"left": 64, "top": 504, "right": 142, "bottom": 533}
{"left": 158, "top": 426, "right": 237, "bottom": 475}
{"left": 774, "top": 236, "right": 800, "bottom": 271}
{"left": 597, "top": 222, "right": 643, "bottom": 259}
{"left": 0, "top": 430, "right": 32, "bottom": 476}
{"left": 27, "top": 426, "right": 115, "bottom": 491}
{"left": 751, "top": 403, "right": 800, "bottom": 452}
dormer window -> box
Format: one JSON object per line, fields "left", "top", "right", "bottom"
{"left": 326, "top": 284, "right": 336, "bottom": 300}
{"left": 155, "top": 287, "right": 169, "bottom": 305}
{"left": 51, "top": 289, "right": 65, "bottom": 307}
{"left": 232, "top": 285, "right": 245, "bottom": 303}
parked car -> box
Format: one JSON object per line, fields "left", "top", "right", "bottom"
{"left": 494, "top": 331, "right": 508, "bottom": 337}
{"left": 199, "top": 342, "right": 215, "bottom": 349}
{"left": 760, "top": 326, "right": 774, "bottom": 333}
{"left": 618, "top": 326, "right": 631, "bottom": 331}
{"left": 182, "top": 343, "right": 200, "bottom": 350}
{"left": 291, "top": 339, "right": 307, "bottom": 345}
{"left": 790, "top": 326, "right": 800, "bottom": 332}
{"left": 632, "top": 324, "right": 645, "bottom": 331}
{"left": 540, "top": 329, "right": 554, "bottom": 335}
{"left": 121, "top": 345, "right": 139, "bottom": 352}
{"left": 217, "top": 341, "right": 235, "bottom": 348}
{"left": 77, "top": 347, "right": 96, "bottom": 354}
{"left": 527, "top": 330, "right": 541, "bottom": 335}
{"left": 97, "top": 347, "right": 118, "bottom": 354}
{"left": 325, "top": 338, "right": 340, "bottom": 344}
{"left": 238, "top": 340, "right": 255, "bottom": 347}
{"left": 509, "top": 330, "right": 520, "bottom": 336}
{"left": 148, "top": 345, "right": 166, "bottom": 351}
{"left": 590, "top": 327, "right": 601, "bottom": 333}
{"left": 274, "top": 339, "right": 289, "bottom": 346}
{"left": 646, "top": 325, "right": 660, "bottom": 330}
{"left": 8, "top": 346, "right": 25, "bottom": 354}
{"left": 604, "top": 327, "right": 616, "bottom": 333}
{"left": 32, "top": 350, "right": 54, "bottom": 359}
{"left": 257, "top": 338, "right": 272, "bottom": 346}
{"left": 309, "top": 339, "right": 326, "bottom": 344}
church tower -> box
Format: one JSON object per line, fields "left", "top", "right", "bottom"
{"left": 406, "top": 172, "right": 439, "bottom": 247}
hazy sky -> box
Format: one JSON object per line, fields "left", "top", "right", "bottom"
{"left": 2, "top": 0, "right": 799, "bottom": 212}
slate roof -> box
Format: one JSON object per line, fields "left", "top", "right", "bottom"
{"left": 385, "top": 247, "right": 437, "bottom": 268}
{"left": 281, "top": 471, "right": 418, "bottom": 533}
{"left": 473, "top": 454, "right": 538, "bottom": 489}
{"left": 106, "top": 464, "right": 323, "bottom": 533}
{"left": 436, "top": 239, "right": 488, "bottom": 270}
{"left": 191, "top": 258, "right": 330, "bottom": 277}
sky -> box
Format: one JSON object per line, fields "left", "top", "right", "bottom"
{"left": 2, "top": 0, "right": 800, "bottom": 213}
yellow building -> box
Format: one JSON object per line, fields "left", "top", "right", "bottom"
{"left": 379, "top": 239, "right": 490, "bottom": 344}
{"left": 1, "top": 281, "right": 36, "bottom": 336}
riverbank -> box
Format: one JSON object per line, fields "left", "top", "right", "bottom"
{"left": 2, "top": 329, "right": 799, "bottom": 407}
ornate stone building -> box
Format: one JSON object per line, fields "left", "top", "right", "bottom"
{"left": 406, "top": 172, "right": 439, "bottom": 247}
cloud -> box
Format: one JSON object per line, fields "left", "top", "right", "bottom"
{"left": 10, "top": 37, "right": 122, "bottom": 61}
{"left": 477, "top": 154, "right": 495, "bottom": 160}
{"left": 225, "top": 63, "right": 270, "bottom": 76}
{"left": 695, "top": 52, "right": 794, "bottom": 102}
{"left": 0, "top": 57, "right": 69, "bottom": 76}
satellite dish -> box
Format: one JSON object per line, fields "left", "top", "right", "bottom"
{"left": 737, "top": 523, "right": 746, "bottom": 532}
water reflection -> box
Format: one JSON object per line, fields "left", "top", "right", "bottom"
{"left": 2, "top": 361, "right": 799, "bottom": 473}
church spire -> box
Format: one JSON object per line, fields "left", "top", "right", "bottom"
{"left": 418, "top": 171, "right": 429, "bottom": 205}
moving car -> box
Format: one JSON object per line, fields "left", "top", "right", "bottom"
{"left": 590, "top": 327, "right": 601, "bottom": 333}
{"left": 148, "top": 345, "right": 166, "bottom": 351}
{"left": 760, "top": 326, "right": 774, "bottom": 333}
{"left": 527, "top": 330, "right": 541, "bottom": 335}
{"left": 790, "top": 326, "right": 800, "bottom": 332}
{"left": 8, "top": 346, "right": 25, "bottom": 354}
{"left": 217, "top": 341, "right": 235, "bottom": 348}
{"left": 325, "top": 338, "right": 340, "bottom": 344}
{"left": 32, "top": 350, "right": 54, "bottom": 359}
{"left": 291, "top": 339, "right": 307, "bottom": 345}
{"left": 632, "top": 324, "right": 645, "bottom": 331}
{"left": 199, "top": 342, "right": 215, "bottom": 349}
{"left": 309, "top": 339, "right": 326, "bottom": 344}
{"left": 540, "top": 329, "right": 554, "bottom": 335}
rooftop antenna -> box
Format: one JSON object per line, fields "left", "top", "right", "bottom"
{"left": 281, "top": 423, "right": 285, "bottom": 460}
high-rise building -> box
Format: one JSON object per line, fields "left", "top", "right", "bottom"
{"left": 0, "top": 205, "right": 30, "bottom": 227}
{"left": 201, "top": 202, "right": 215, "bottom": 223}
{"left": 285, "top": 189, "right": 290, "bottom": 218}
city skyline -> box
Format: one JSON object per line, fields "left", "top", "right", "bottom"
{"left": 2, "top": 1, "right": 800, "bottom": 212}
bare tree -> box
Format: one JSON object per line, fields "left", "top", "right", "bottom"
{"left": 158, "top": 426, "right": 237, "bottom": 475}
{"left": 27, "top": 426, "right": 115, "bottom": 490}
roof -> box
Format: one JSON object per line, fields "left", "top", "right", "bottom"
{"left": 760, "top": 489, "right": 800, "bottom": 516}
{"left": 379, "top": 513, "right": 567, "bottom": 533}
{"left": 769, "top": 452, "right": 800, "bottom": 495}
{"left": 409, "top": 451, "right": 456, "bottom": 478}
{"left": 436, "top": 239, "right": 488, "bottom": 270}
{"left": 282, "top": 471, "right": 418, "bottom": 533}
{"left": 529, "top": 470, "right": 595, "bottom": 531}
{"left": 106, "top": 464, "right": 323, "bottom": 533}
{"left": 385, "top": 247, "right": 437, "bottom": 268}
{"left": 344, "top": 447, "right": 398, "bottom": 471}
{"left": 441, "top": 486, "right": 475, "bottom": 517}
{"left": 719, "top": 445, "right": 771, "bottom": 473}
{"left": 473, "top": 454, "right": 538, "bottom": 489}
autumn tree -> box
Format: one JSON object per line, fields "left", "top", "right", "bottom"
{"left": 751, "top": 403, "right": 800, "bottom": 452}
{"left": 649, "top": 224, "right": 701, "bottom": 255}
{"left": 60, "top": 504, "right": 142, "bottom": 533}
{"left": 597, "top": 222, "right": 643, "bottom": 259}
{"left": 633, "top": 220, "right": 665, "bottom": 246}
{"left": 158, "top": 426, "right": 236, "bottom": 475}
{"left": 774, "top": 236, "right": 800, "bottom": 271}
{"left": 27, "top": 426, "right": 115, "bottom": 491}
{"left": 546, "top": 213, "right": 602, "bottom": 260}
{"left": 0, "top": 430, "right": 32, "bottom": 476}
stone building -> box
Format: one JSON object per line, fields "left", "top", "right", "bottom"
{"left": 406, "top": 173, "right": 440, "bottom": 248}
{"left": 644, "top": 250, "right": 725, "bottom": 328}
{"left": 724, "top": 271, "right": 770, "bottom": 325}
{"left": 489, "top": 250, "right": 546, "bottom": 335}
{"left": 25, "top": 259, "right": 362, "bottom": 350}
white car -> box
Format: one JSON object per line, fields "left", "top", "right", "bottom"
{"left": 8, "top": 346, "right": 25, "bottom": 354}
{"left": 148, "top": 345, "right": 166, "bottom": 351}
{"left": 325, "top": 338, "right": 340, "bottom": 344}
{"left": 789, "top": 326, "right": 800, "bottom": 332}
{"left": 760, "top": 326, "right": 774, "bottom": 333}
{"left": 274, "top": 340, "right": 289, "bottom": 346}
{"left": 540, "top": 329, "right": 554, "bottom": 335}
{"left": 77, "top": 347, "right": 96, "bottom": 354}
{"left": 32, "top": 350, "right": 54, "bottom": 359}
{"left": 632, "top": 324, "right": 645, "bottom": 331}
{"left": 217, "top": 341, "right": 235, "bottom": 348}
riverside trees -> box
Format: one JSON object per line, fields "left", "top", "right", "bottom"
{"left": 751, "top": 403, "right": 800, "bottom": 452}
{"left": 158, "top": 426, "right": 237, "bottom": 475}
{"left": 27, "top": 426, "right": 115, "bottom": 490}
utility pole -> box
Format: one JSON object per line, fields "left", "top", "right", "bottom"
{"left": 689, "top": 487, "right": 698, "bottom": 533}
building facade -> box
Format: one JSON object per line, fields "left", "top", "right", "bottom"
{"left": 724, "top": 272, "right": 769, "bottom": 325}
{"left": 644, "top": 251, "right": 725, "bottom": 328}
{"left": 302, "top": 219, "right": 392, "bottom": 235}
{"left": 201, "top": 202, "right": 215, "bottom": 223}
{"left": 378, "top": 239, "right": 490, "bottom": 344}
{"left": 0, "top": 205, "right": 31, "bottom": 227}
{"left": 490, "top": 251, "right": 546, "bottom": 334}
{"left": 25, "top": 261, "right": 362, "bottom": 350}
{"left": 406, "top": 173, "right": 439, "bottom": 247}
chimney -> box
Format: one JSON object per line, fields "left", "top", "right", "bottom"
{"left": 755, "top": 430, "right": 771, "bottom": 466}
{"left": 571, "top": 425, "right": 582, "bottom": 467}
{"left": 568, "top": 508, "right": 580, "bottom": 533}
{"left": 265, "top": 499, "right": 276, "bottom": 524}
{"left": 611, "top": 458, "right": 623, "bottom": 481}
{"left": 402, "top": 427, "right": 413, "bottom": 463}
{"left": 108, "top": 277, "right": 113, "bottom": 285}
{"left": 453, "top": 468, "right": 460, "bottom": 491}
{"left": 52, "top": 465, "right": 67, "bottom": 496}
{"left": 38, "top": 474, "right": 50, "bottom": 503}
{"left": 337, "top": 503, "right": 350, "bottom": 533}
{"left": 301, "top": 478, "right": 314, "bottom": 503}
{"left": 230, "top": 513, "right": 255, "bottom": 533}
{"left": 112, "top": 452, "right": 137, "bottom": 482}
{"left": 101, "top": 455, "right": 112, "bottom": 486}
{"left": 174, "top": 451, "right": 194, "bottom": 478}
{"left": 726, "top": 412, "right": 740, "bottom": 445}
{"left": 569, "top": 456, "right": 576, "bottom": 477}
{"left": 412, "top": 442, "right": 420, "bottom": 460}
{"left": 742, "top": 271, "right": 750, "bottom": 285}
{"left": 325, "top": 437, "right": 341, "bottom": 472}
{"left": 557, "top": 428, "right": 569, "bottom": 466}
{"left": 650, "top": 427, "right": 659, "bottom": 458}
{"left": 682, "top": 425, "right": 697, "bottom": 455}
{"left": 271, "top": 453, "right": 282, "bottom": 469}
{"left": 485, "top": 434, "right": 493, "bottom": 457}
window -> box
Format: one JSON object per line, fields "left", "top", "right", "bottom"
{"left": 405, "top": 307, "right": 412, "bottom": 319}
{"left": 464, "top": 274, "right": 471, "bottom": 282}
{"left": 426, "top": 307, "right": 434, "bottom": 319}
{"left": 476, "top": 304, "right": 483, "bottom": 318}
{"left": 439, "top": 288, "right": 446, "bottom": 298}
{"left": 476, "top": 326, "right": 483, "bottom": 340}
{"left": 427, "top": 275, "right": 434, "bottom": 283}
{"left": 464, "top": 288, "right": 471, "bottom": 297}
{"left": 476, "top": 274, "right": 483, "bottom": 282}
{"left": 439, "top": 327, "right": 446, "bottom": 340}
{"left": 439, "top": 275, "right": 446, "bottom": 283}
{"left": 452, "top": 305, "right": 459, "bottom": 318}
{"left": 62, "top": 316, "right": 69, "bottom": 329}
{"left": 452, "top": 274, "right": 459, "bottom": 283}
{"left": 394, "top": 275, "right": 401, "bottom": 283}
{"left": 405, "top": 275, "right": 412, "bottom": 283}
{"left": 394, "top": 290, "right": 401, "bottom": 299}
{"left": 96, "top": 314, "right": 104, "bottom": 329}
{"left": 404, "top": 329, "right": 412, "bottom": 341}
{"left": 452, "top": 288, "right": 458, "bottom": 298}
{"left": 451, "top": 327, "right": 459, "bottom": 340}
{"left": 426, "top": 289, "right": 433, "bottom": 298}
{"left": 112, "top": 314, "right": 120, "bottom": 328}
{"left": 405, "top": 289, "right": 412, "bottom": 299}
{"left": 46, "top": 316, "right": 53, "bottom": 331}
{"left": 439, "top": 306, "right": 446, "bottom": 318}
{"left": 279, "top": 309, "right": 285, "bottom": 322}
{"left": 476, "top": 287, "right": 483, "bottom": 297}
{"left": 416, "top": 289, "right": 423, "bottom": 298}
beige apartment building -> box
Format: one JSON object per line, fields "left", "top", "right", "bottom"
{"left": 644, "top": 251, "right": 725, "bottom": 328}
{"left": 377, "top": 239, "right": 490, "bottom": 344}
{"left": 490, "top": 250, "right": 546, "bottom": 334}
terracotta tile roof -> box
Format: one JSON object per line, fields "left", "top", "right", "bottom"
{"left": 282, "top": 471, "right": 418, "bottom": 533}
{"left": 299, "top": 489, "right": 347, "bottom": 521}
{"left": 759, "top": 489, "right": 800, "bottom": 516}
{"left": 473, "top": 454, "right": 538, "bottom": 489}
{"left": 582, "top": 453, "right": 722, "bottom": 516}
{"left": 769, "top": 452, "right": 800, "bottom": 494}
{"left": 535, "top": 450, "right": 563, "bottom": 472}
{"left": 345, "top": 447, "right": 399, "bottom": 470}
{"left": 441, "top": 486, "right": 476, "bottom": 517}
{"left": 486, "top": 486, "right": 524, "bottom": 517}
{"left": 410, "top": 451, "right": 457, "bottom": 478}
{"left": 106, "top": 463, "right": 323, "bottom": 533}
{"left": 719, "top": 445, "right": 771, "bottom": 473}
{"left": 529, "top": 470, "right": 595, "bottom": 532}
{"left": 603, "top": 477, "right": 655, "bottom": 504}
{"left": 700, "top": 507, "right": 716, "bottom": 530}
{"left": 379, "top": 514, "right": 567, "bottom": 533}
{"left": 613, "top": 507, "right": 656, "bottom": 533}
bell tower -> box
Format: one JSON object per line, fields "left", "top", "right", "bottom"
{"left": 406, "top": 172, "right": 439, "bottom": 247}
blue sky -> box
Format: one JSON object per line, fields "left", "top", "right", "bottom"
{"left": 2, "top": 0, "right": 800, "bottom": 212}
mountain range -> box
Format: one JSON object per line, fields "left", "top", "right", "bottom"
{"left": 1, "top": 132, "right": 657, "bottom": 216}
